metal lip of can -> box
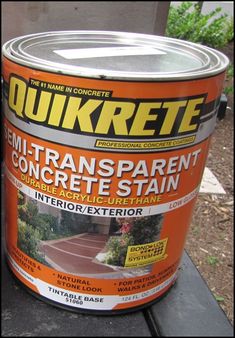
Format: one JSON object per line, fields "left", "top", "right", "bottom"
{"left": 2, "top": 30, "right": 229, "bottom": 80}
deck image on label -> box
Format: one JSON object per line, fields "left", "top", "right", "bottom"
{"left": 17, "top": 191, "right": 165, "bottom": 277}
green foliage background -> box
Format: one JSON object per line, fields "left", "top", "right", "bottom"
{"left": 166, "top": 2, "right": 233, "bottom": 48}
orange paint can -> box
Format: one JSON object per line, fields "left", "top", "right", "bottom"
{"left": 2, "top": 31, "right": 229, "bottom": 313}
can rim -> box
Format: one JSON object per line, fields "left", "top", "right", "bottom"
{"left": 2, "top": 30, "right": 230, "bottom": 80}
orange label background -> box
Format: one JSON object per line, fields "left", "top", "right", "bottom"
{"left": 3, "top": 57, "right": 224, "bottom": 310}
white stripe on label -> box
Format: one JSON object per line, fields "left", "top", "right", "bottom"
{"left": 53, "top": 46, "right": 166, "bottom": 59}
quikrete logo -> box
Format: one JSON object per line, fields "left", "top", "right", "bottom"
{"left": 8, "top": 74, "right": 206, "bottom": 138}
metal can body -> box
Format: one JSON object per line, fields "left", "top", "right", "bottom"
{"left": 2, "top": 31, "right": 229, "bottom": 313}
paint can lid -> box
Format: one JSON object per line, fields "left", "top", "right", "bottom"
{"left": 2, "top": 31, "right": 229, "bottom": 80}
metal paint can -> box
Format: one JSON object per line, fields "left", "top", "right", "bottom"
{"left": 2, "top": 31, "right": 229, "bottom": 313}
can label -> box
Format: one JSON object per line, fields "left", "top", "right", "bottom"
{"left": 3, "top": 57, "right": 225, "bottom": 311}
